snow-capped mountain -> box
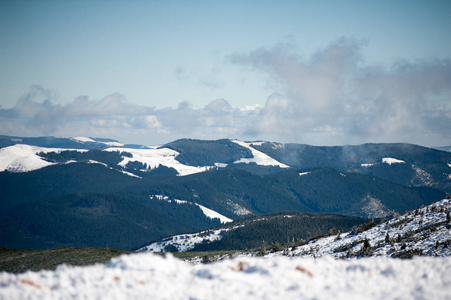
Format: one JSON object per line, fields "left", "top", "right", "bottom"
{"left": 0, "top": 137, "right": 289, "bottom": 176}
{"left": 1, "top": 134, "right": 450, "bottom": 251}
{"left": 1, "top": 135, "right": 450, "bottom": 191}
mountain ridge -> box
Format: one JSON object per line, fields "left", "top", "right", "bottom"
{"left": 0, "top": 135, "right": 449, "bottom": 250}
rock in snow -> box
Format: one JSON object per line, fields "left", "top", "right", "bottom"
{"left": 0, "top": 254, "right": 450, "bottom": 299}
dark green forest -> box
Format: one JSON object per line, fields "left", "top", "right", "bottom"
{"left": 0, "top": 136, "right": 449, "bottom": 251}
{"left": 189, "top": 212, "right": 366, "bottom": 252}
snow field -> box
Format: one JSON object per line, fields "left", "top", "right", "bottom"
{"left": 0, "top": 144, "right": 142, "bottom": 178}
{"left": 232, "top": 140, "right": 289, "bottom": 168}
{"left": 137, "top": 227, "right": 234, "bottom": 252}
{"left": 197, "top": 204, "right": 233, "bottom": 224}
{"left": 382, "top": 157, "right": 405, "bottom": 165}
{"left": 71, "top": 137, "right": 96, "bottom": 143}
{"left": 361, "top": 163, "right": 374, "bottom": 167}
{"left": 0, "top": 143, "right": 218, "bottom": 176}
{"left": 105, "top": 147, "right": 213, "bottom": 176}
{"left": 0, "top": 144, "right": 87, "bottom": 173}
{"left": 71, "top": 137, "right": 124, "bottom": 147}
{"left": 1, "top": 254, "right": 450, "bottom": 300}
{"left": 152, "top": 195, "right": 232, "bottom": 224}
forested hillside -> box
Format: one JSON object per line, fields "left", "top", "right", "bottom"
{"left": 0, "top": 135, "right": 449, "bottom": 250}
{"left": 138, "top": 212, "right": 366, "bottom": 252}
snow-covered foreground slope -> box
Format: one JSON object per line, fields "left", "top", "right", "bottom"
{"left": 2, "top": 198, "right": 450, "bottom": 299}
{"left": 284, "top": 198, "right": 451, "bottom": 259}
{"left": 1, "top": 254, "right": 450, "bottom": 300}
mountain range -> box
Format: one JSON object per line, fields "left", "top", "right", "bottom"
{"left": 0, "top": 135, "right": 450, "bottom": 250}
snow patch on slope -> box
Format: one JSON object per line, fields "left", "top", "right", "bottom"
{"left": 226, "top": 199, "right": 252, "bottom": 216}
{"left": 360, "top": 194, "right": 394, "bottom": 218}
{"left": 0, "top": 145, "right": 54, "bottom": 172}
{"left": 232, "top": 140, "right": 289, "bottom": 168}
{"left": 104, "top": 141, "right": 125, "bottom": 147}
{"left": 71, "top": 136, "right": 96, "bottom": 143}
{"left": 0, "top": 145, "right": 86, "bottom": 173}
{"left": 361, "top": 163, "right": 374, "bottom": 167}
{"left": 382, "top": 157, "right": 405, "bottom": 165}
{"left": 411, "top": 165, "right": 434, "bottom": 187}
{"left": 71, "top": 137, "right": 124, "bottom": 147}
{"left": 197, "top": 205, "right": 233, "bottom": 224}
{"left": 106, "top": 147, "right": 213, "bottom": 176}
{"left": 151, "top": 195, "right": 232, "bottom": 224}
{"left": 0, "top": 145, "right": 141, "bottom": 178}
{"left": 137, "top": 228, "right": 230, "bottom": 252}
{"left": 87, "top": 160, "right": 108, "bottom": 167}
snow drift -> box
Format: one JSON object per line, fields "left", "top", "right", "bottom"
{"left": 0, "top": 254, "right": 449, "bottom": 299}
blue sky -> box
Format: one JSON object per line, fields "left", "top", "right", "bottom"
{"left": 1, "top": 0, "right": 450, "bottom": 146}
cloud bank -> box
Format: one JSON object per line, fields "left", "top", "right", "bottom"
{"left": 0, "top": 85, "right": 261, "bottom": 145}
{"left": 231, "top": 38, "right": 451, "bottom": 146}
{"left": 1, "top": 38, "right": 450, "bottom": 146}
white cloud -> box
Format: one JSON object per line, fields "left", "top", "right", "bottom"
{"left": 231, "top": 38, "right": 451, "bottom": 146}
{"left": 1, "top": 39, "right": 450, "bottom": 147}
{"left": 0, "top": 87, "right": 258, "bottom": 145}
